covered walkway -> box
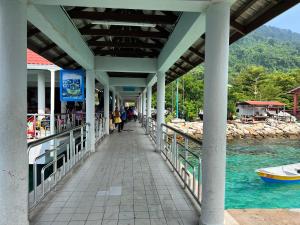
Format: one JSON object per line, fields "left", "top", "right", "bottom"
{"left": 31, "top": 122, "right": 198, "bottom": 225}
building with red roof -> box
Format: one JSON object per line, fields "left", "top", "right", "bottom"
{"left": 27, "top": 49, "right": 59, "bottom": 70}
{"left": 236, "top": 100, "right": 285, "bottom": 120}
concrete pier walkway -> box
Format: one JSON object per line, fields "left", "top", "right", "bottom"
{"left": 31, "top": 121, "right": 199, "bottom": 225}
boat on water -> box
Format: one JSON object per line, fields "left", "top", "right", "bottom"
{"left": 256, "top": 163, "right": 300, "bottom": 183}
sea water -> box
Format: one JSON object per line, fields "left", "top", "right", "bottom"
{"left": 225, "top": 139, "right": 300, "bottom": 209}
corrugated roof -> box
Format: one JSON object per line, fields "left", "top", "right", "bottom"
{"left": 288, "top": 86, "right": 300, "bottom": 94}
{"left": 27, "top": 49, "right": 54, "bottom": 65}
{"left": 240, "top": 101, "right": 285, "bottom": 106}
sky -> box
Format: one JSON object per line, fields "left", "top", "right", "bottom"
{"left": 266, "top": 4, "right": 300, "bottom": 34}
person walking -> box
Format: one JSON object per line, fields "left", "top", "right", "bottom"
{"left": 120, "top": 106, "right": 127, "bottom": 130}
{"left": 113, "top": 107, "right": 122, "bottom": 132}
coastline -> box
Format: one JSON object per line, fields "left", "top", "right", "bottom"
{"left": 167, "top": 119, "right": 300, "bottom": 140}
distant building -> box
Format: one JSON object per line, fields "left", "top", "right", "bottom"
{"left": 236, "top": 101, "right": 285, "bottom": 120}
{"left": 287, "top": 86, "right": 300, "bottom": 117}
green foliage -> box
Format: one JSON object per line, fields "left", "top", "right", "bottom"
{"left": 160, "top": 26, "right": 300, "bottom": 121}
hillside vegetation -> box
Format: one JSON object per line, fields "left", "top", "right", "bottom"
{"left": 157, "top": 26, "right": 300, "bottom": 121}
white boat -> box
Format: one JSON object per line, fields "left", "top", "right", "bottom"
{"left": 256, "top": 163, "right": 300, "bottom": 183}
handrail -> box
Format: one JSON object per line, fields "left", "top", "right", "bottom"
{"left": 161, "top": 123, "right": 202, "bottom": 145}
{"left": 27, "top": 124, "right": 88, "bottom": 154}
{"left": 28, "top": 123, "right": 90, "bottom": 210}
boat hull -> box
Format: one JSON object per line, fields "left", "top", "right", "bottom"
{"left": 260, "top": 176, "right": 300, "bottom": 183}
{"left": 257, "top": 171, "right": 300, "bottom": 183}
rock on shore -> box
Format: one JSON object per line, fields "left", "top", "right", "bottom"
{"left": 168, "top": 119, "right": 300, "bottom": 140}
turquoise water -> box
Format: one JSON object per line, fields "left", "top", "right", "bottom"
{"left": 225, "top": 139, "right": 300, "bottom": 209}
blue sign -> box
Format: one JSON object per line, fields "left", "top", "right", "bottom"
{"left": 60, "top": 70, "right": 85, "bottom": 102}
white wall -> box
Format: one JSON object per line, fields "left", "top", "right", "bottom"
{"left": 237, "top": 105, "right": 267, "bottom": 117}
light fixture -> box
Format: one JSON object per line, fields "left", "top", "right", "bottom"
{"left": 91, "top": 21, "right": 156, "bottom": 28}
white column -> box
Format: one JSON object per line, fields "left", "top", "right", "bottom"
{"left": 116, "top": 95, "right": 119, "bottom": 109}
{"left": 86, "top": 70, "right": 95, "bottom": 152}
{"left": 146, "top": 85, "right": 152, "bottom": 134}
{"left": 143, "top": 90, "right": 147, "bottom": 117}
{"left": 112, "top": 91, "right": 116, "bottom": 110}
{"left": 156, "top": 71, "right": 165, "bottom": 151}
{"left": 200, "top": 2, "right": 230, "bottom": 225}
{"left": 139, "top": 95, "right": 142, "bottom": 114}
{"left": 104, "top": 83, "right": 110, "bottom": 135}
{"left": 61, "top": 101, "right": 67, "bottom": 113}
{"left": 0, "top": 1, "right": 28, "bottom": 224}
{"left": 37, "top": 72, "right": 46, "bottom": 115}
{"left": 50, "top": 70, "right": 56, "bottom": 135}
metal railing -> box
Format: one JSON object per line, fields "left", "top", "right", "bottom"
{"left": 160, "top": 123, "right": 202, "bottom": 205}
{"left": 148, "top": 117, "right": 157, "bottom": 143}
{"left": 95, "top": 116, "right": 106, "bottom": 143}
{"left": 27, "top": 113, "right": 86, "bottom": 139}
{"left": 27, "top": 123, "right": 90, "bottom": 210}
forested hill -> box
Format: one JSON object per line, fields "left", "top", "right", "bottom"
{"left": 229, "top": 25, "right": 300, "bottom": 73}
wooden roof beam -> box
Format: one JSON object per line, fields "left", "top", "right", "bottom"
{"left": 188, "top": 47, "right": 204, "bottom": 59}
{"left": 38, "top": 43, "right": 57, "bottom": 54}
{"left": 68, "top": 11, "right": 177, "bottom": 25}
{"left": 79, "top": 28, "right": 168, "bottom": 39}
{"left": 94, "top": 49, "right": 158, "bottom": 57}
{"left": 28, "top": 27, "right": 40, "bottom": 37}
{"left": 87, "top": 40, "right": 162, "bottom": 49}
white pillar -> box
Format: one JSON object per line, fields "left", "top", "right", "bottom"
{"left": 86, "top": 70, "right": 95, "bottom": 152}
{"left": 61, "top": 101, "right": 67, "bottom": 113}
{"left": 116, "top": 95, "right": 119, "bottom": 109}
{"left": 156, "top": 71, "right": 165, "bottom": 151}
{"left": 200, "top": 2, "right": 230, "bottom": 225}
{"left": 104, "top": 83, "right": 110, "bottom": 135}
{"left": 112, "top": 91, "right": 116, "bottom": 110}
{"left": 146, "top": 85, "right": 152, "bottom": 134}
{"left": 50, "top": 70, "right": 56, "bottom": 135}
{"left": 0, "top": 1, "right": 28, "bottom": 224}
{"left": 139, "top": 95, "right": 142, "bottom": 114}
{"left": 37, "top": 72, "right": 46, "bottom": 115}
{"left": 143, "top": 90, "right": 147, "bottom": 117}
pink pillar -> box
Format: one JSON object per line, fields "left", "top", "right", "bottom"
{"left": 293, "top": 94, "right": 298, "bottom": 115}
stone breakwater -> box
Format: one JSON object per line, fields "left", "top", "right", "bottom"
{"left": 168, "top": 119, "right": 300, "bottom": 140}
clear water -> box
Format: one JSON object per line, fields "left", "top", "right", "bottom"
{"left": 225, "top": 139, "right": 300, "bottom": 209}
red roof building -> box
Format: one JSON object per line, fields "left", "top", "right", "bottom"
{"left": 239, "top": 101, "right": 285, "bottom": 107}
{"left": 27, "top": 49, "right": 54, "bottom": 66}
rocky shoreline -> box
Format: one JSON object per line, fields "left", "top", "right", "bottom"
{"left": 168, "top": 119, "right": 300, "bottom": 140}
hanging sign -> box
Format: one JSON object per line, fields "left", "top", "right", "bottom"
{"left": 60, "top": 70, "right": 85, "bottom": 102}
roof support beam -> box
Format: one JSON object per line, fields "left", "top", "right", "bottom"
{"left": 158, "top": 12, "right": 206, "bottom": 72}
{"left": 95, "top": 56, "right": 157, "bottom": 73}
{"left": 27, "top": 4, "right": 94, "bottom": 69}
{"left": 88, "top": 40, "right": 161, "bottom": 49}
{"left": 29, "top": 0, "right": 211, "bottom": 12}
{"left": 110, "top": 77, "right": 147, "bottom": 87}
{"left": 68, "top": 11, "right": 177, "bottom": 25}
{"left": 79, "top": 28, "right": 168, "bottom": 39}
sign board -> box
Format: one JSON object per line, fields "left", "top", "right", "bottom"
{"left": 60, "top": 70, "right": 85, "bottom": 102}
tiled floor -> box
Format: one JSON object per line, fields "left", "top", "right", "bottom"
{"left": 30, "top": 122, "right": 199, "bottom": 225}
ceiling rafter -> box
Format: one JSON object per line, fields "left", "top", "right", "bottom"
{"left": 87, "top": 40, "right": 162, "bottom": 49}
{"left": 38, "top": 43, "right": 57, "bottom": 54}
{"left": 94, "top": 49, "right": 158, "bottom": 57}
{"left": 79, "top": 28, "right": 169, "bottom": 39}
{"left": 68, "top": 10, "right": 177, "bottom": 25}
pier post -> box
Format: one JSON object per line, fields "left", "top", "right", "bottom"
{"left": 142, "top": 89, "right": 147, "bottom": 125}
{"left": 104, "top": 82, "right": 110, "bottom": 135}
{"left": 50, "top": 69, "right": 56, "bottom": 135}
{"left": 86, "top": 70, "right": 95, "bottom": 152}
{"left": 0, "top": 1, "right": 29, "bottom": 224}
{"left": 112, "top": 91, "right": 116, "bottom": 111}
{"left": 201, "top": 1, "right": 230, "bottom": 225}
{"left": 38, "top": 72, "right": 46, "bottom": 116}
{"left": 156, "top": 71, "right": 166, "bottom": 151}
{"left": 146, "top": 84, "right": 152, "bottom": 134}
